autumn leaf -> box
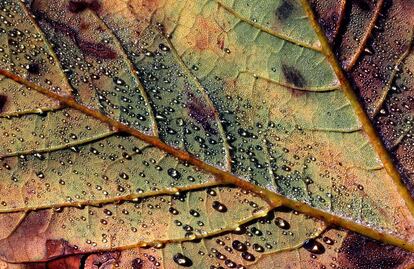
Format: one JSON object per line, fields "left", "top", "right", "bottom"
{"left": 0, "top": 0, "right": 413, "bottom": 268}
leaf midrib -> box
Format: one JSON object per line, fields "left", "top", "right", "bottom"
{"left": 2, "top": 69, "right": 414, "bottom": 251}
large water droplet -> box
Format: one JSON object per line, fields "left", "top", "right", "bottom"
{"left": 275, "top": 217, "right": 290, "bottom": 230}
{"left": 241, "top": 251, "right": 256, "bottom": 262}
{"left": 173, "top": 253, "right": 193, "bottom": 267}
{"left": 212, "top": 201, "right": 227, "bottom": 212}
{"left": 232, "top": 240, "right": 247, "bottom": 252}
{"left": 303, "top": 239, "right": 325, "bottom": 254}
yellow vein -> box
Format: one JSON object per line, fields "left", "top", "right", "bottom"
{"left": 91, "top": 11, "right": 160, "bottom": 137}
{"left": 160, "top": 28, "right": 233, "bottom": 171}
{"left": 214, "top": 0, "right": 322, "bottom": 52}
{"left": 0, "top": 131, "right": 115, "bottom": 158}
{"left": 372, "top": 29, "right": 414, "bottom": 117}
{"left": 238, "top": 71, "right": 340, "bottom": 92}
{"left": 0, "top": 105, "right": 64, "bottom": 118}
{"left": 301, "top": 0, "right": 414, "bottom": 218}
{"left": 2, "top": 70, "right": 414, "bottom": 251}
{"left": 2, "top": 200, "right": 272, "bottom": 264}
{"left": 344, "top": 0, "right": 385, "bottom": 71}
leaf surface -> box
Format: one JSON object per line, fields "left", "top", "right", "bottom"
{"left": 312, "top": 0, "right": 414, "bottom": 196}
{"left": 0, "top": 0, "right": 413, "bottom": 267}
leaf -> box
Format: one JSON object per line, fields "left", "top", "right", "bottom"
{"left": 312, "top": 0, "right": 414, "bottom": 196}
{"left": 0, "top": 186, "right": 273, "bottom": 262}
{"left": 250, "top": 228, "right": 414, "bottom": 269}
{"left": 0, "top": 0, "right": 413, "bottom": 267}
{"left": 0, "top": 210, "right": 326, "bottom": 268}
{"left": 4, "top": 224, "right": 414, "bottom": 269}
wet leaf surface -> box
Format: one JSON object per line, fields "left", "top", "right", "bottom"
{"left": 0, "top": 0, "right": 413, "bottom": 267}
{"left": 312, "top": 0, "right": 414, "bottom": 196}
{"left": 0, "top": 187, "right": 271, "bottom": 262}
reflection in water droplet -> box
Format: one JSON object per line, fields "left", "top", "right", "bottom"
{"left": 241, "top": 251, "right": 256, "bottom": 261}
{"left": 275, "top": 217, "right": 290, "bottom": 230}
{"left": 173, "top": 253, "right": 193, "bottom": 267}
{"left": 232, "top": 240, "right": 247, "bottom": 252}
{"left": 303, "top": 239, "right": 325, "bottom": 254}
{"left": 253, "top": 243, "right": 265, "bottom": 253}
{"left": 323, "top": 236, "right": 334, "bottom": 245}
{"left": 212, "top": 201, "right": 227, "bottom": 212}
{"left": 168, "top": 168, "right": 181, "bottom": 179}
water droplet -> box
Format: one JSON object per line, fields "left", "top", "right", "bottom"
{"left": 253, "top": 243, "right": 264, "bottom": 252}
{"left": 159, "top": 43, "right": 170, "bottom": 52}
{"left": 323, "top": 236, "right": 334, "bottom": 245}
{"left": 232, "top": 240, "right": 247, "bottom": 252}
{"left": 241, "top": 251, "right": 255, "bottom": 262}
{"left": 275, "top": 217, "right": 290, "bottom": 229}
{"left": 189, "top": 209, "right": 200, "bottom": 217}
{"left": 169, "top": 207, "right": 179, "bottom": 215}
{"left": 303, "top": 239, "right": 325, "bottom": 254}
{"left": 212, "top": 201, "right": 227, "bottom": 212}
{"left": 173, "top": 253, "right": 193, "bottom": 267}
{"left": 168, "top": 168, "right": 181, "bottom": 179}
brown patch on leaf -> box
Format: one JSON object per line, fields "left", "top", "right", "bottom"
{"left": 24, "top": 255, "right": 83, "bottom": 269}
{"left": 0, "top": 95, "right": 7, "bottom": 113}
{"left": 32, "top": 10, "right": 117, "bottom": 60}
{"left": 84, "top": 252, "right": 120, "bottom": 269}
{"left": 275, "top": 0, "right": 295, "bottom": 21}
{"left": 281, "top": 64, "right": 306, "bottom": 88}
{"left": 0, "top": 210, "right": 51, "bottom": 261}
{"left": 353, "top": 0, "right": 373, "bottom": 12}
{"left": 78, "top": 41, "right": 117, "bottom": 59}
{"left": 186, "top": 93, "right": 217, "bottom": 135}
{"left": 310, "top": 0, "right": 343, "bottom": 43}
{"left": 46, "top": 239, "right": 79, "bottom": 258}
{"left": 68, "top": 0, "right": 101, "bottom": 13}
{"left": 187, "top": 16, "right": 226, "bottom": 54}
{"left": 338, "top": 232, "right": 413, "bottom": 269}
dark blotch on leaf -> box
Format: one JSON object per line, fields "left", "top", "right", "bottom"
{"left": 186, "top": 93, "right": 217, "bottom": 135}
{"left": 68, "top": 0, "right": 101, "bottom": 13}
{"left": 339, "top": 232, "right": 411, "bottom": 269}
{"left": 353, "top": 0, "right": 372, "bottom": 11}
{"left": 79, "top": 41, "right": 117, "bottom": 60}
{"left": 282, "top": 64, "right": 306, "bottom": 88}
{"left": 35, "top": 12, "right": 116, "bottom": 60}
{"left": 27, "top": 63, "right": 40, "bottom": 74}
{"left": 275, "top": 0, "right": 294, "bottom": 21}
{"left": 0, "top": 95, "right": 7, "bottom": 113}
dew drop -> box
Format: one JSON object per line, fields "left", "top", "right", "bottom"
{"left": 212, "top": 201, "right": 227, "bottom": 212}
{"left": 241, "top": 251, "right": 255, "bottom": 262}
{"left": 275, "top": 217, "right": 290, "bottom": 230}
{"left": 303, "top": 239, "right": 325, "bottom": 254}
{"left": 173, "top": 253, "right": 193, "bottom": 267}
{"left": 167, "top": 168, "right": 181, "bottom": 179}
{"left": 252, "top": 243, "right": 265, "bottom": 253}
{"left": 232, "top": 240, "right": 247, "bottom": 252}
